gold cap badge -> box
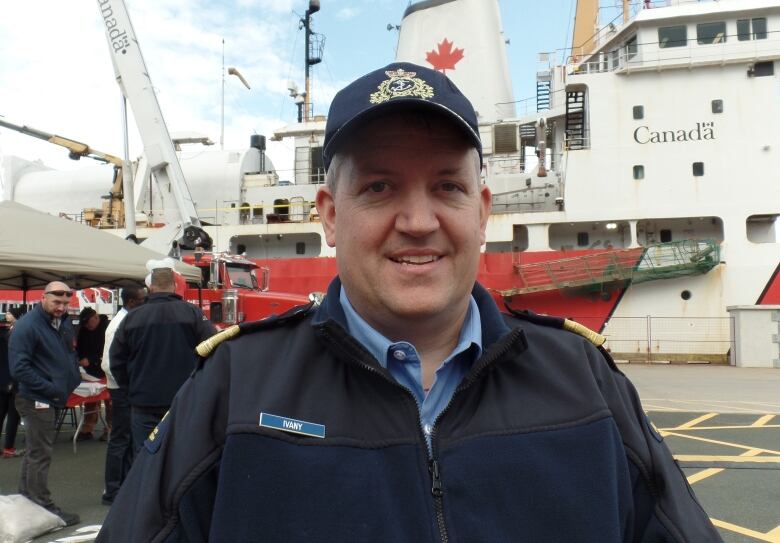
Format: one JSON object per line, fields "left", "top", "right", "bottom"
{"left": 369, "top": 68, "right": 435, "bottom": 104}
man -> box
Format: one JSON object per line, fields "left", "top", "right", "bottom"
{"left": 0, "top": 309, "right": 21, "bottom": 458}
{"left": 99, "top": 64, "right": 722, "bottom": 541}
{"left": 75, "top": 306, "right": 110, "bottom": 441}
{"left": 100, "top": 286, "right": 146, "bottom": 506}
{"left": 10, "top": 282, "right": 81, "bottom": 526}
{"left": 109, "top": 267, "right": 216, "bottom": 453}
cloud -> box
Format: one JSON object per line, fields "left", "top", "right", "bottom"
{"left": 336, "top": 7, "right": 360, "bottom": 21}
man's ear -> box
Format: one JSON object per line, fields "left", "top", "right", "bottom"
{"left": 316, "top": 186, "right": 337, "bottom": 248}
{"left": 478, "top": 184, "right": 492, "bottom": 245}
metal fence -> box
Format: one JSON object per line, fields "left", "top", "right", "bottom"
{"left": 574, "top": 316, "right": 734, "bottom": 364}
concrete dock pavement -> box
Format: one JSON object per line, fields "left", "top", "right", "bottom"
{"left": 621, "top": 364, "right": 780, "bottom": 414}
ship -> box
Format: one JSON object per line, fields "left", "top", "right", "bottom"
{"left": 2, "top": 0, "right": 779, "bottom": 363}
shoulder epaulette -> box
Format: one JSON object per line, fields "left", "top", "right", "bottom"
{"left": 504, "top": 306, "right": 606, "bottom": 347}
{"left": 195, "top": 325, "right": 240, "bottom": 358}
{"left": 195, "top": 300, "right": 317, "bottom": 358}
{"left": 562, "top": 319, "right": 606, "bottom": 347}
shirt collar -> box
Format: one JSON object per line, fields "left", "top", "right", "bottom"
{"left": 338, "top": 286, "right": 482, "bottom": 369}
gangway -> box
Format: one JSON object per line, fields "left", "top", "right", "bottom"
{"left": 499, "top": 240, "right": 720, "bottom": 297}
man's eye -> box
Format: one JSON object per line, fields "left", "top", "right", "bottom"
{"left": 367, "top": 182, "right": 388, "bottom": 193}
{"left": 440, "top": 182, "right": 463, "bottom": 192}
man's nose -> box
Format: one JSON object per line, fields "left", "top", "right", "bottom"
{"left": 394, "top": 191, "right": 439, "bottom": 236}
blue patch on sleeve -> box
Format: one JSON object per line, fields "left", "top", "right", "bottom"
{"left": 144, "top": 411, "right": 171, "bottom": 454}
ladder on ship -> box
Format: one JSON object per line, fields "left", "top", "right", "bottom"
{"left": 499, "top": 240, "right": 720, "bottom": 297}
{"left": 536, "top": 80, "right": 551, "bottom": 111}
{"left": 565, "top": 90, "right": 586, "bottom": 150}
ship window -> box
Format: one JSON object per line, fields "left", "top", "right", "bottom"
{"left": 692, "top": 162, "right": 704, "bottom": 176}
{"left": 660, "top": 229, "right": 672, "bottom": 243}
{"left": 296, "top": 242, "right": 306, "bottom": 255}
{"left": 310, "top": 146, "right": 325, "bottom": 184}
{"left": 753, "top": 18, "right": 768, "bottom": 39}
{"left": 738, "top": 18, "right": 768, "bottom": 41}
{"left": 711, "top": 99, "right": 723, "bottom": 114}
{"left": 626, "top": 36, "right": 638, "bottom": 59}
{"left": 680, "top": 290, "right": 692, "bottom": 301}
{"left": 659, "top": 25, "right": 687, "bottom": 48}
{"left": 494, "top": 123, "right": 519, "bottom": 154}
{"left": 577, "top": 232, "right": 589, "bottom": 247}
{"left": 697, "top": 21, "right": 726, "bottom": 45}
{"left": 752, "top": 61, "right": 774, "bottom": 77}
{"left": 737, "top": 19, "right": 750, "bottom": 41}
{"left": 633, "top": 165, "right": 645, "bottom": 180}
{"left": 632, "top": 105, "right": 644, "bottom": 120}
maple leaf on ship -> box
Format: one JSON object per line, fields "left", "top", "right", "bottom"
{"left": 426, "top": 38, "right": 464, "bottom": 73}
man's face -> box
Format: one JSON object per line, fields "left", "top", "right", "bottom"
{"left": 131, "top": 290, "right": 147, "bottom": 308}
{"left": 84, "top": 314, "right": 100, "bottom": 331}
{"left": 316, "top": 114, "right": 491, "bottom": 333}
{"left": 41, "top": 282, "right": 73, "bottom": 318}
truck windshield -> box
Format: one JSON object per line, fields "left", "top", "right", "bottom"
{"left": 226, "top": 265, "right": 257, "bottom": 289}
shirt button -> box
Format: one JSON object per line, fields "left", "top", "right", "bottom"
{"left": 393, "top": 349, "right": 406, "bottom": 360}
{"left": 423, "top": 424, "right": 433, "bottom": 436}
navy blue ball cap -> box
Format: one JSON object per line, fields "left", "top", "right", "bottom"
{"left": 323, "top": 62, "right": 482, "bottom": 170}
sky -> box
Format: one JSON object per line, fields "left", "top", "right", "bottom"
{"left": 0, "top": 0, "right": 579, "bottom": 183}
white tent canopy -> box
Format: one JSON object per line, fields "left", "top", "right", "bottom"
{"left": 0, "top": 200, "right": 201, "bottom": 291}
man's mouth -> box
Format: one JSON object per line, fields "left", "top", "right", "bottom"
{"left": 390, "top": 255, "right": 441, "bottom": 265}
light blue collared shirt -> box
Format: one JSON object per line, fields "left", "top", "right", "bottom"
{"left": 339, "top": 287, "right": 482, "bottom": 449}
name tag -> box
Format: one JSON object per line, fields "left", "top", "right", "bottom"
{"left": 34, "top": 401, "right": 50, "bottom": 410}
{"left": 259, "top": 412, "right": 325, "bottom": 439}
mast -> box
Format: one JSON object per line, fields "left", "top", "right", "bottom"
{"left": 302, "top": 0, "right": 322, "bottom": 122}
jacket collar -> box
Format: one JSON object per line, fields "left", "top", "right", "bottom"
{"left": 313, "top": 277, "right": 510, "bottom": 350}
{"left": 146, "top": 292, "right": 183, "bottom": 303}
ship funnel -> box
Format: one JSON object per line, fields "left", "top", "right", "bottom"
{"left": 395, "top": 0, "right": 515, "bottom": 122}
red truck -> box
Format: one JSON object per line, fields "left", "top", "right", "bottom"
{"left": 180, "top": 252, "right": 311, "bottom": 328}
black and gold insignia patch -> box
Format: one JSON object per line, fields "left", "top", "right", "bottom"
{"left": 369, "top": 68, "right": 435, "bottom": 104}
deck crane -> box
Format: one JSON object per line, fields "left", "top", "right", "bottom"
{"left": 0, "top": 118, "right": 126, "bottom": 227}
{"left": 96, "top": 0, "right": 212, "bottom": 255}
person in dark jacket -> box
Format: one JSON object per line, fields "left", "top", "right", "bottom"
{"left": 75, "top": 306, "right": 110, "bottom": 441}
{"left": 10, "top": 282, "right": 81, "bottom": 527}
{"left": 98, "top": 64, "right": 723, "bottom": 542}
{"left": 0, "top": 308, "right": 22, "bottom": 458}
{"left": 109, "top": 267, "right": 216, "bottom": 453}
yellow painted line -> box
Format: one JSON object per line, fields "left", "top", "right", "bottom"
{"left": 767, "top": 524, "right": 780, "bottom": 539}
{"left": 685, "top": 449, "right": 763, "bottom": 485}
{"left": 675, "top": 454, "right": 780, "bottom": 463}
{"left": 711, "top": 518, "right": 780, "bottom": 543}
{"left": 686, "top": 468, "right": 723, "bottom": 485}
{"left": 674, "top": 412, "right": 718, "bottom": 429}
{"left": 753, "top": 415, "right": 776, "bottom": 427}
{"left": 662, "top": 431, "right": 780, "bottom": 455}
{"left": 659, "top": 424, "right": 780, "bottom": 431}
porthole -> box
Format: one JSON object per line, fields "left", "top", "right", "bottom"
{"left": 681, "top": 290, "right": 692, "bottom": 300}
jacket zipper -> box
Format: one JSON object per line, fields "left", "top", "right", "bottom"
{"left": 427, "top": 328, "right": 523, "bottom": 543}
{"left": 319, "top": 324, "right": 524, "bottom": 543}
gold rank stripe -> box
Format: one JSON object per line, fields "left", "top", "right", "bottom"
{"left": 196, "top": 325, "right": 241, "bottom": 357}
{"left": 563, "top": 319, "right": 606, "bottom": 347}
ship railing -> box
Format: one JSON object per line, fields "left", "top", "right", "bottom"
{"left": 569, "top": 29, "right": 780, "bottom": 75}
{"left": 564, "top": 135, "right": 589, "bottom": 150}
{"left": 599, "top": 315, "right": 734, "bottom": 364}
